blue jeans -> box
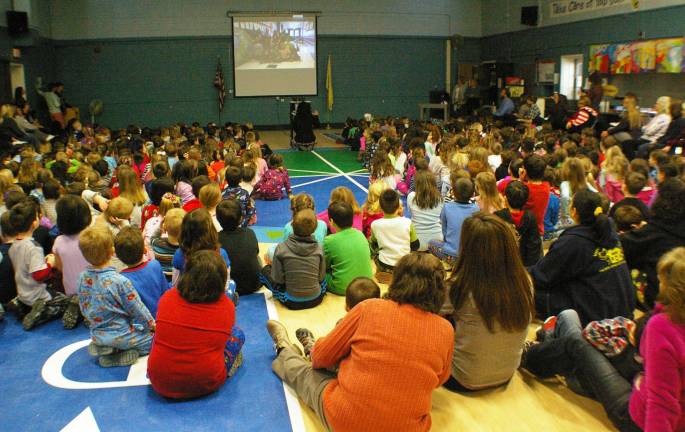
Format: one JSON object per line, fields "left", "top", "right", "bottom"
{"left": 427, "top": 240, "right": 457, "bottom": 266}
{"left": 523, "top": 310, "right": 640, "bottom": 432}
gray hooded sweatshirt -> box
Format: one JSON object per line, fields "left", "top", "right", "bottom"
{"left": 272, "top": 234, "right": 326, "bottom": 300}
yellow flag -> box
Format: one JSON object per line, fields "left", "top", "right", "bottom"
{"left": 326, "top": 54, "right": 334, "bottom": 112}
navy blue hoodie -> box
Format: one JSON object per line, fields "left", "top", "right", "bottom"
{"left": 530, "top": 224, "right": 635, "bottom": 325}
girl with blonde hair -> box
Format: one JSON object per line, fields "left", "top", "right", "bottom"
{"left": 559, "top": 157, "right": 591, "bottom": 227}
{"left": 475, "top": 171, "right": 504, "bottom": 214}
{"left": 317, "top": 186, "right": 363, "bottom": 233}
{"left": 362, "top": 181, "right": 389, "bottom": 238}
{"left": 601, "top": 146, "right": 629, "bottom": 203}
{"left": 117, "top": 166, "right": 148, "bottom": 228}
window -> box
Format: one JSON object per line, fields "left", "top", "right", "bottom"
{"left": 560, "top": 54, "right": 583, "bottom": 100}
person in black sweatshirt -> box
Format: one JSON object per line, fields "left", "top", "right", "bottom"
{"left": 529, "top": 189, "right": 635, "bottom": 325}
{"left": 621, "top": 178, "right": 685, "bottom": 308}
{"left": 216, "top": 199, "right": 262, "bottom": 296}
{"left": 494, "top": 181, "right": 542, "bottom": 267}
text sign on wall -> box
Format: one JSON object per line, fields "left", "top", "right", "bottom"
{"left": 550, "top": 0, "right": 634, "bottom": 18}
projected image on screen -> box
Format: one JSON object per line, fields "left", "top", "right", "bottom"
{"left": 232, "top": 15, "right": 318, "bottom": 97}
{"left": 234, "top": 21, "right": 315, "bottom": 70}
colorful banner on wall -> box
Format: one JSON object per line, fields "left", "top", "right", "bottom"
{"left": 551, "top": 0, "right": 635, "bottom": 18}
{"left": 589, "top": 37, "right": 685, "bottom": 74}
{"left": 655, "top": 38, "right": 683, "bottom": 73}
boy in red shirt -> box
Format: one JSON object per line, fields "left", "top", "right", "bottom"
{"left": 520, "top": 155, "right": 550, "bottom": 236}
{"left": 147, "top": 250, "right": 244, "bottom": 399}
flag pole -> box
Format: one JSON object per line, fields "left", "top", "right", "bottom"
{"left": 326, "top": 53, "right": 333, "bottom": 130}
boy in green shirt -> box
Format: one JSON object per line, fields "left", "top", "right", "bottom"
{"left": 323, "top": 201, "right": 373, "bottom": 295}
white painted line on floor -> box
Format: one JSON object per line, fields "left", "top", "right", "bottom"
{"left": 263, "top": 291, "right": 306, "bottom": 432}
{"left": 288, "top": 168, "right": 340, "bottom": 175}
{"left": 292, "top": 174, "right": 343, "bottom": 189}
{"left": 311, "top": 151, "right": 368, "bottom": 193}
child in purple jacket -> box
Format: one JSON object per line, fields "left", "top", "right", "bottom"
{"left": 252, "top": 154, "right": 291, "bottom": 201}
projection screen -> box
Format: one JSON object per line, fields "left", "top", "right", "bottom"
{"left": 232, "top": 14, "right": 318, "bottom": 97}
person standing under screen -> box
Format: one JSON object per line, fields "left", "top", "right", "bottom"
{"left": 292, "top": 102, "right": 316, "bottom": 151}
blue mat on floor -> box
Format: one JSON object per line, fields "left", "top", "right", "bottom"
{"left": 0, "top": 293, "right": 293, "bottom": 432}
{"left": 254, "top": 175, "right": 369, "bottom": 227}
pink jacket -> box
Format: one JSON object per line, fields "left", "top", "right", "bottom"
{"left": 636, "top": 186, "right": 656, "bottom": 207}
{"left": 603, "top": 175, "right": 624, "bottom": 204}
{"left": 629, "top": 309, "right": 685, "bottom": 431}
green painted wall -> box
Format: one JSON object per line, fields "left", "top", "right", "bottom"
{"left": 479, "top": 5, "right": 685, "bottom": 99}
{"left": 53, "top": 36, "right": 447, "bottom": 128}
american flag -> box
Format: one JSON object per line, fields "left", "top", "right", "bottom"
{"left": 214, "top": 58, "right": 225, "bottom": 112}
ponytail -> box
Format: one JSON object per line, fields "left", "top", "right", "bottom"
{"left": 572, "top": 190, "right": 613, "bottom": 244}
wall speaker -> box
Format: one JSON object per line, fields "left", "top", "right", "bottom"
{"left": 521, "top": 6, "right": 538, "bottom": 26}
{"left": 6, "top": 11, "right": 29, "bottom": 35}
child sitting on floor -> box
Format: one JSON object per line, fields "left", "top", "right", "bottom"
{"left": 370, "top": 189, "right": 419, "bottom": 282}
{"left": 262, "top": 209, "right": 326, "bottom": 310}
{"left": 317, "top": 186, "right": 363, "bottom": 233}
{"left": 148, "top": 250, "right": 245, "bottom": 399}
{"left": 8, "top": 201, "right": 69, "bottom": 330}
{"left": 608, "top": 171, "right": 650, "bottom": 220}
{"left": 150, "top": 207, "right": 185, "bottom": 280}
{"left": 613, "top": 205, "right": 646, "bottom": 234}
{"left": 96, "top": 196, "right": 133, "bottom": 236}
{"left": 361, "top": 181, "right": 389, "bottom": 239}
{"left": 239, "top": 164, "right": 257, "bottom": 195}
{"left": 265, "top": 193, "right": 328, "bottom": 262}
{"left": 116, "top": 227, "right": 169, "bottom": 317}
{"left": 171, "top": 208, "right": 236, "bottom": 302}
{"left": 222, "top": 166, "right": 255, "bottom": 228}
{"left": 0, "top": 212, "right": 17, "bottom": 308}
{"left": 182, "top": 175, "right": 210, "bottom": 212}
{"left": 143, "top": 192, "right": 182, "bottom": 252}
{"left": 494, "top": 181, "right": 543, "bottom": 266}
{"left": 217, "top": 199, "right": 262, "bottom": 296}
{"left": 252, "top": 154, "right": 291, "bottom": 200}
{"left": 53, "top": 195, "right": 93, "bottom": 329}
{"left": 77, "top": 225, "right": 155, "bottom": 367}
{"left": 323, "top": 202, "right": 373, "bottom": 295}
{"left": 199, "top": 183, "right": 223, "bottom": 232}
{"left": 429, "top": 176, "right": 479, "bottom": 266}
{"left": 296, "top": 277, "right": 381, "bottom": 358}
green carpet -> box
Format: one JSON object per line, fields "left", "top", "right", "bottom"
{"left": 280, "top": 149, "right": 364, "bottom": 177}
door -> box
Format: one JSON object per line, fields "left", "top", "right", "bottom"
{"left": 10, "top": 63, "right": 25, "bottom": 99}
{"left": 560, "top": 54, "right": 583, "bottom": 100}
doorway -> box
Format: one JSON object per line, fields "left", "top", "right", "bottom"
{"left": 10, "top": 63, "right": 25, "bottom": 100}
{"left": 560, "top": 54, "right": 583, "bottom": 100}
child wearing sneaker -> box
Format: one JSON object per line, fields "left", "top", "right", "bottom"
{"left": 369, "top": 189, "right": 419, "bottom": 282}
{"left": 8, "top": 201, "right": 69, "bottom": 330}
{"left": 262, "top": 209, "right": 326, "bottom": 310}
{"left": 77, "top": 225, "right": 155, "bottom": 367}
{"left": 148, "top": 250, "right": 245, "bottom": 399}
{"left": 297, "top": 277, "right": 380, "bottom": 358}
{"left": 52, "top": 195, "right": 93, "bottom": 329}
{"left": 116, "top": 227, "right": 170, "bottom": 318}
